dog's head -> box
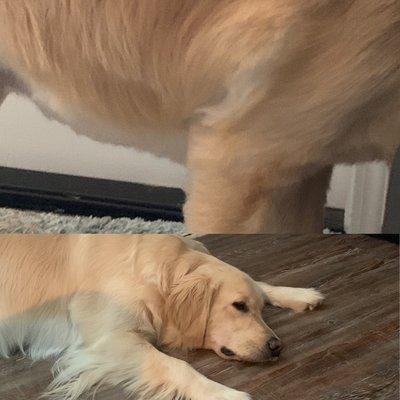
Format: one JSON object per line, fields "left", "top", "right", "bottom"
{"left": 163, "top": 254, "right": 282, "bottom": 362}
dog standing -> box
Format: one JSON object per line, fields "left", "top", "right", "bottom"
{"left": 0, "top": 1, "right": 399, "bottom": 232}
{"left": 0, "top": 234, "right": 323, "bottom": 399}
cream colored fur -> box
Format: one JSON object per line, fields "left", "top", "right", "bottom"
{"left": 0, "top": 0, "right": 399, "bottom": 233}
{"left": 0, "top": 234, "right": 323, "bottom": 400}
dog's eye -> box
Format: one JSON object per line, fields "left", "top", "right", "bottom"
{"left": 232, "top": 301, "right": 248, "bottom": 312}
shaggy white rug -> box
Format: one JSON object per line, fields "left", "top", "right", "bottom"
{"left": 0, "top": 207, "right": 186, "bottom": 234}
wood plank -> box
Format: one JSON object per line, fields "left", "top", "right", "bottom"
{"left": 0, "top": 235, "right": 398, "bottom": 399}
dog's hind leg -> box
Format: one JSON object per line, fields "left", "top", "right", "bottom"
{"left": 257, "top": 281, "right": 324, "bottom": 313}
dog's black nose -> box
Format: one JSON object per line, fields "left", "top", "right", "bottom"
{"left": 267, "top": 337, "right": 282, "bottom": 357}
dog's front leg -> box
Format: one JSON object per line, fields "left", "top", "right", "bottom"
{"left": 47, "top": 292, "right": 251, "bottom": 400}
{"left": 184, "top": 127, "right": 333, "bottom": 233}
{"left": 257, "top": 281, "right": 324, "bottom": 312}
{"left": 47, "top": 331, "right": 251, "bottom": 400}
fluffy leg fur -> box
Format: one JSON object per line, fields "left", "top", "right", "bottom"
{"left": 258, "top": 282, "right": 324, "bottom": 313}
{"left": 257, "top": 167, "right": 333, "bottom": 233}
{"left": 185, "top": 129, "right": 333, "bottom": 234}
{"left": 46, "top": 332, "right": 251, "bottom": 400}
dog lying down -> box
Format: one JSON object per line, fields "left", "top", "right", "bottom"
{"left": 0, "top": 235, "right": 324, "bottom": 400}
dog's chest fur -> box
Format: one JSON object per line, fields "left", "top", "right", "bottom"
{"left": 0, "top": 298, "right": 81, "bottom": 360}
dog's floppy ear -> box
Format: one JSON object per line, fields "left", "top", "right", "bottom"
{"left": 165, "top": 272, "right": 218, "bottom": 348}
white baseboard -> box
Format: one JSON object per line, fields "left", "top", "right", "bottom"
{"left": 344, "top": 162, "right": 389, "bottom": 233}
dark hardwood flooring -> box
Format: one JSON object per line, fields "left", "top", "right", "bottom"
{"left": 0, "top": 235, "right": 398, "bottom": 399}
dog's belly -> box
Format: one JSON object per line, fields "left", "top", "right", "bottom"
{"left": 1, "top": 0, "right": 399, "bottom": 169}
{"left": 9, "top": 74, "right": 189, "bottom": 164}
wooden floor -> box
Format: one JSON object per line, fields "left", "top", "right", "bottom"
{"left": 0, "top": 235, "right": 398, "bottom": 400}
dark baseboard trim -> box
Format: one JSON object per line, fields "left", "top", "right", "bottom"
{"left": 383, "top": 146, "right": 400, "bottom": 233}
{"left": 0, "top": 167, "right": 185, "bottom": 222}
{"left": 0, "top": 167, "right": 344, "bottom": 231}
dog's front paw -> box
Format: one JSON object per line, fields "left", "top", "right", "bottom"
{"left": 288, "top": 287, "right": 324, "bottom": 312}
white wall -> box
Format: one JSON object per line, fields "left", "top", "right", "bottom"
{"left": 343, "top": 162, "right": 389, "bottom": 233}
{"left": 326, "top": 165, "right": 353, "bottom": 209}
{"left": 327, "top": 162, "right": 389, "bottom": 233}
{"left": 0, "top": 94, "right": 388, "bottom": 232}
{"left": 0, "top": 94, "right": 187, "bottom": 188}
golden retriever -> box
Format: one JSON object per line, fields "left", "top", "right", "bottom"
{"left": 0, "top": 234, "right": 323, "bottom": 399}
{"left": 0, "top": 1, "right": 399, "bottom": 233}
